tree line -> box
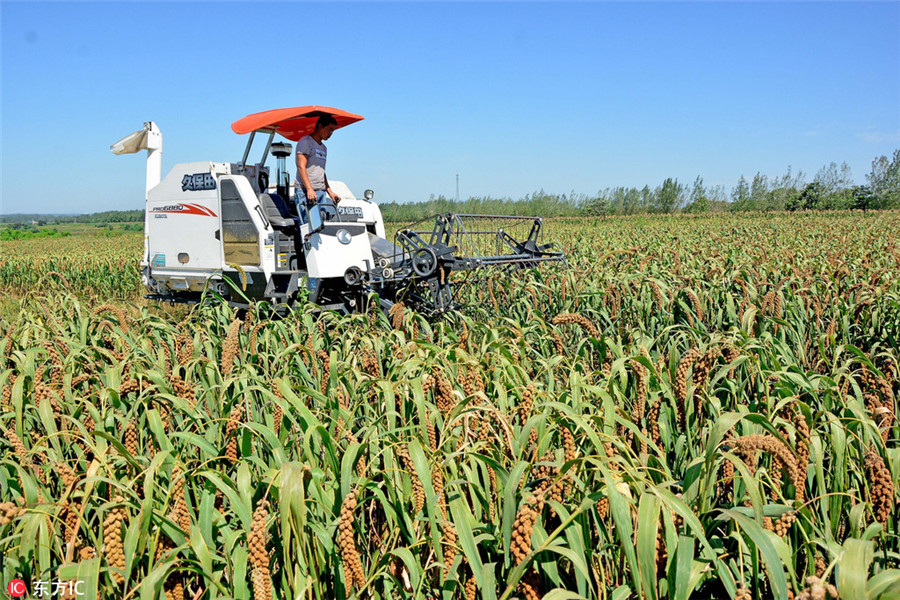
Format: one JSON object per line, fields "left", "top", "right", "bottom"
{"left": 385, "top": 149, "right": 900, "bottom": 220}
{"left": 585, "top": 149, "right": 900, "bottom": 215}
{"left": 3, "top": 151, "right": 897, "bottom": 225}
{"left": 0, "top": 209, "right": 144, "bottom": 225}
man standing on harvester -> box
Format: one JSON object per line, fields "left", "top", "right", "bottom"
{"left": 294, "top": 114, "right": 342, "bottom": 222}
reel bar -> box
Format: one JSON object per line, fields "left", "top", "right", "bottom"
{"left": 397, "top": 213, "right": 564, "bottom": 269}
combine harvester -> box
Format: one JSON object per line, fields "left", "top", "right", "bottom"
{"left": 112, "top": 106, "right": 564, "bottom": 316}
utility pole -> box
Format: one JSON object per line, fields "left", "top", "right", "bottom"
{"left": 456, "top": 173, "right": 459, "bottom": 203}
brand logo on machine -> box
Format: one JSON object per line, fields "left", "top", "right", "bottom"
{"left": 182, "top": 173, "right": 217, "bottom": 191}
{"left": 338, "top": 205, "right": 363, "bottom": 218}
{"left": 336, "top": 229, "right": 352, "bottom": 245}
{"left": 150, "top": 203, "right": 218, "bottom": 217}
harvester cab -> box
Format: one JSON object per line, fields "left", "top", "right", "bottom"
{"left": 112, "top": 106, "right": 565, "bottom": 316}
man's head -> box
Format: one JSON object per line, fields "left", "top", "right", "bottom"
{"left": 314, "top": 115, "right": 339, "bottom": 141}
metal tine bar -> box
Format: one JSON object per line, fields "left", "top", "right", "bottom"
{"left": 447, "top": 213, "right": 477, "bottom": 259}
{"left": 403, "top": 212, "right": 558, "bottom": 261}
{"left": 475, "top": 255, "right": 562, "bottom": 263}
{"left": 452, "top": 213, "right": 543, "bottom": 220}
{"left": 455, "top": 214, "right": 514, "bottom": 259}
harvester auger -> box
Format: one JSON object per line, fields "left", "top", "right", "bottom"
{"left": 112, "top": 106, "right": 565, "bottom": 316}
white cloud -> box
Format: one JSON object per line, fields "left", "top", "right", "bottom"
{"left": 856, "top": 129, "right": 900, "bottom": 143}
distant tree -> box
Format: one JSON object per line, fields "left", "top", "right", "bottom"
{"left": 782, "top": 187, "right": 801, "bottom": 212}
{"left": 657, "top": 178, "right": 684, "bottom": 213}
{"left": 623, "top": 187, "right": 641, "bottom": 214}
{"left": 813, "top": 161, "right": 853, "bottom": 209}
{"left": 584, "top": 194, "right": 611, "bottom": 216}
{"left": 684, "top": 176, "right": 709, "bottom": 213}
{"left": 814, "top": 162, "right": 852, "bottom": 194}
{"left": 639, "top": 185, "right": 653, "bottom": 213}
{"left": 796, "top": 182, "right": 824, "bottom": 211}
{"left": 750, "top": 172, "right": 769, "bottom": 210}
{"left": 730, "top": 176, "right": 751, "bottom": 211}
{"left": 866, "top": 149, "right": 900, "bottom": 208}
{"left": 850, "top": 185, "right": 877, "bottom": 211}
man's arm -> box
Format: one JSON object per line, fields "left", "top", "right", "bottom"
{"left": 296, "top": 153, "right": 316, "bottom": 202}
{"left": 324, "top": 175, "right": 341, "bottom": 203}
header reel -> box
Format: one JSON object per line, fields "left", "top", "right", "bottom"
{"left": 365, "top": 213, "right": 565, "bottom": 316}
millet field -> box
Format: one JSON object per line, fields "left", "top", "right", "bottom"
{"left": 0, "top": 211, "right": 898, "bottom": 599}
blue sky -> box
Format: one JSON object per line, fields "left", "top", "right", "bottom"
{"left": 1, "top": 1, "right": 898, "bottom": 214}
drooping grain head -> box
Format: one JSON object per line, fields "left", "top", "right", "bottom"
{"left": 510, "top": 491, "right": 546, "bottom": 565}
{"left": 225, "top": 405, "right": 243, "bottom": 463}
{"left": 441, "top": 520, "right": 458, "bottom": 571}
{"left": 397, "top": 445, "right": 425, "bottom": 514}
{"left": 92, "top": 304, "right": 129, "bottom": 333}
{"left": 103, "top": 496, "right": 127, "bottom": 585}
{"left": 552, "top": 312, "right": 599, "bottom": 338}
{"left": 338, "top": 488, "right": 366, "bottom": 590}
{"left": 221, "top": 318, "right": 244, "bottom": 377}
{"left": 732, "top": 434, "right": 802, "bottom": 504}
{"left": 435, "top": 372, "right": 454, "bottom": 414}
{"left": 865, "top": 448, "right": 894, "bottom": 526}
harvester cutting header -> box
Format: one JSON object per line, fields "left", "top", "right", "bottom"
{"left": 112, "top": 106, "right": 564, "bottom": 315}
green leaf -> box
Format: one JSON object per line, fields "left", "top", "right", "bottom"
{"left": 449, "top": 494, "right": 484, "bottom": 589}
{"left": 673, "top": 535, "right": 695, "bottom": 600}
{"left": 838, "top": 538, "right": 873, "bottom": 600}
{"left": 606, "top": 472, "right": 641, "bottom": 597}
{"left": 390, "top": 547, "right": 421, "bottom": 593}
{"left": 502, "top": 462, "right": 530, "bottom": 563}
{"left": 58, "top": 557, "right": 100, "bottom": 600}
{"left": 636, "top": 492, "right": 661, "bottom": 600}
{"left": 189, "top": 522, "right": 213, "bottom": 575}
{"left": 198, "top": 471, "right": 252, "bottom": 530}
{"left": 543, "top": 591, "right": 591, "bottom": 600}
{"left": 867, "top": 569, "right": 900, "bottom": 600}
{"left": 140, "top": 558, "right": 176, "bottom": 600}
{"left": 719, "top": 509, "right": 788, "bottom": 600}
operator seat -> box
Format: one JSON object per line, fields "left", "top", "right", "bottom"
{"left": 258, "top": 192, "right": 306, "bottom": 270}
{"left": 258, "top": 193, "right": 299, "bottom": 229}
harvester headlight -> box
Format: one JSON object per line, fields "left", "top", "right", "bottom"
{"left": 337, "top": 229, "right": 352, "bottom": 245}
{"left": 364, "top": 189, "right": 375, "bottom": 201}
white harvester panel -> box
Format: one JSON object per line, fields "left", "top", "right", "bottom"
{"left": 325, "top": 182, "right": 387, "bottom": 238}
{"left": 306, "top": 222, "right": 374, "bottom": 279}
{"left": 146, "top": 161, "right": 269, "bottom": 293}
{"left": 146, "top": 162, "right": 226, "bottom": 274}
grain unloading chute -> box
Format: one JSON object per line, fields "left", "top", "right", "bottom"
{"left": 113, "top": 106, "right": 565, "bottom": 316}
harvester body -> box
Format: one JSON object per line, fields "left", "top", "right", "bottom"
{"left": 115, "top": 107, "right": 564, "bottom": 315}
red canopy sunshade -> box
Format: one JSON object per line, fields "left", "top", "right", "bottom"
{"left": 231, "top": 106, "right": 364, "bottom": 141}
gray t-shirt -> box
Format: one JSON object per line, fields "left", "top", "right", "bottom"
{"left": 295, "top": 134, "right": 327, "bottom": 191}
